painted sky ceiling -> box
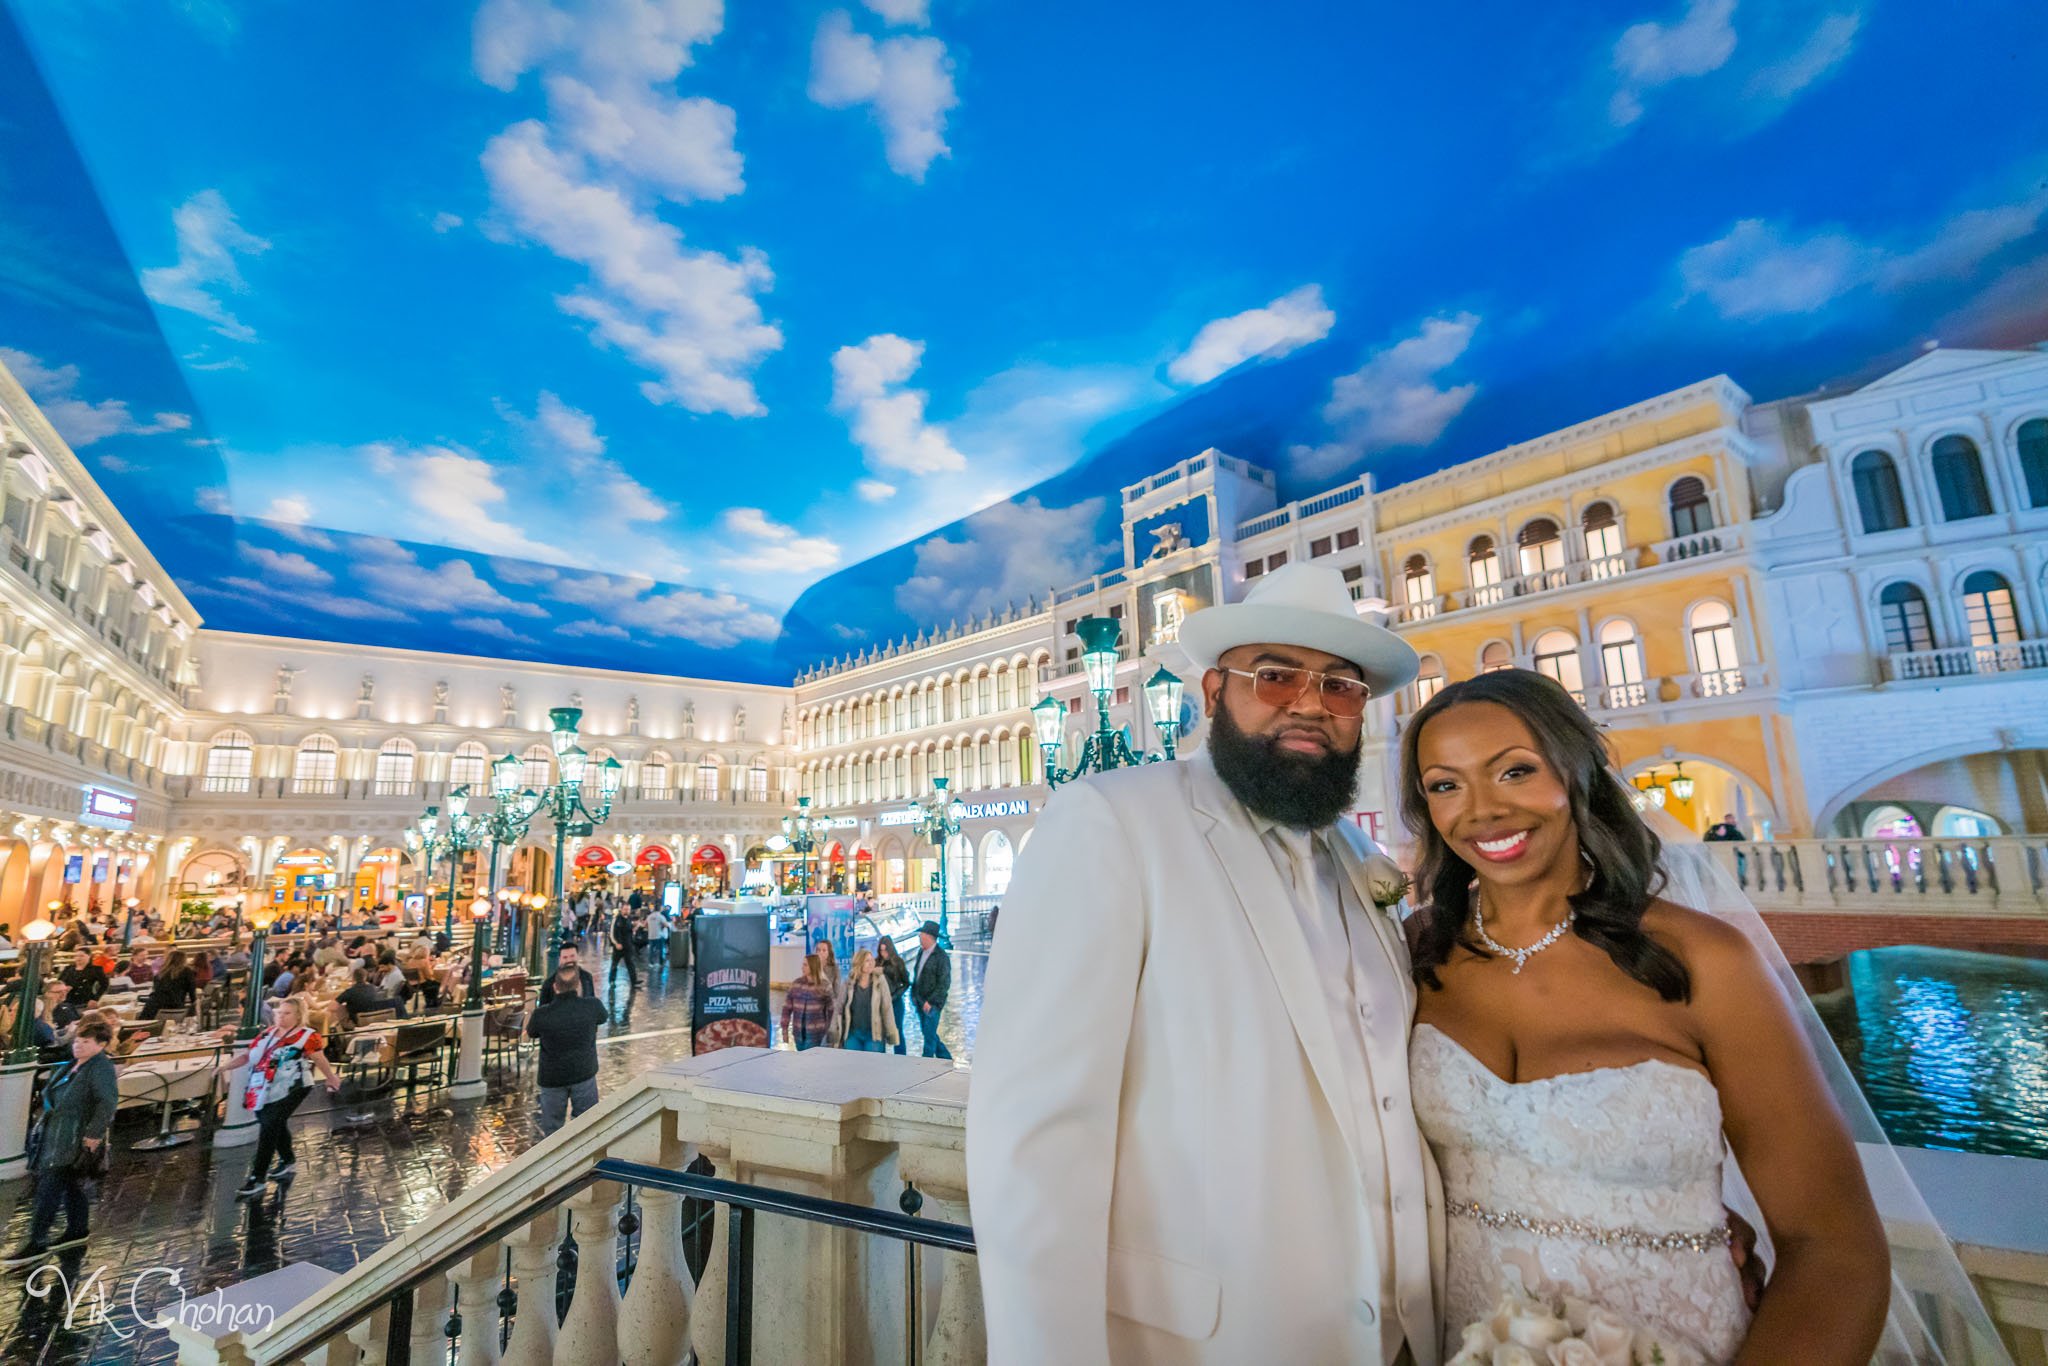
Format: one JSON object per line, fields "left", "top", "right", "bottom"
{"left": 1, "top": 0, "right": 2043, "bottom": 685}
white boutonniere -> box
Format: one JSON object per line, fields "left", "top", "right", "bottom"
{"left": 1363, "top": 852, "right": 1411, "bottom": 914}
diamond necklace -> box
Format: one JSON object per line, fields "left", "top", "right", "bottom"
{"left": 1470, "top": 887, "right": 1575, "bottom": 975}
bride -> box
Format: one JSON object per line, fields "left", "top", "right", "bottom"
{"left": 1397, "top": 668, "right": 1891, "bottom": 1363}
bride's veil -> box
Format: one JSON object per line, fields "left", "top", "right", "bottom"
{"left": 1636, "top": 790, "right": 2014, "bottom": 1365}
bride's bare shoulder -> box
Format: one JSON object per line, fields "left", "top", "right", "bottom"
{"left": 1641, "top": 898, "right": 1775, "bottom": 989}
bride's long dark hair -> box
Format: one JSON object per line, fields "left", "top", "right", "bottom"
{"left": 1399, "top": 669, "right": 1690, "bottom": 1002}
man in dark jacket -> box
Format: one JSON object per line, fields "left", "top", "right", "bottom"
{"left": 3, "top": 1017, "right": 119, "bottom": 1264}
{"left": 539, "top": 944, "right": 598, "bottom": 1002}
{"left": 528, "top": 966, "right": 609, "bottom": 1137}
{"left": 608, "top": 906, "right": 639, "bottom": 989}
{"left": 910, "top": 921, "right": 952, "bottom": 1060}
{"left": 58, "top": 948, "right": 109, "bottom": 1006}
{"left": 1704, "top": 812, "right": 1747, "bottom": 842}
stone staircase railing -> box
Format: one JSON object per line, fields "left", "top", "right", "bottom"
{"left": 168, "top": 1048, "right": 979, "bottom": 1366}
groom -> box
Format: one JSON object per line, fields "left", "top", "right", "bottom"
{"left": 969, "top": 563, "right": 1441, "bottom": 1365}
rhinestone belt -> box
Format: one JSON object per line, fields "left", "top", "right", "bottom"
{"left": 1446, "top": 1199, "right": 1733, "bottom": 1253}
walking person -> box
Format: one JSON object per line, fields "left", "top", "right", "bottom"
{"left": 539, "top": 943, "right": 598, "bottom": 1002}
{"left": 528, "top": 963, "right": 609, "bottom": 1137}
{"left": 814, "top": 938, "right": 846, "bottom": 1046}
{"left": 608, "top": 903, "right": 639, "bottom": 990}
{"left": 874, "top": 935, "right": 911, "bottom": 1056}
{"left": 909, "top": 921, "right": 951, "bottom": 1061}
{"left": 644, "top": 904, "right": 669, "bottom": 970}
{"left": 231, "top": 997, "right": 342, "bottom": 1197}
{"left": 838, "top": 949, "right": 899, "bottom": 1052}
{"left": 137, "top": 948, "right": 198, "bottom": 1020}
{"left": 1, "top": 1018, "right": 119, "bottom": 1266}
{"left": 779, "top": 953, "right": 835, "bottom": 1050}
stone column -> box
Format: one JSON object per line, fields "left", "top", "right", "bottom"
{"left": 618, "top": 1186, "right": 693, "bottom": 1366}
{"left": 556, "top": 1186, "right": 622, "bottom": 1366}
{"left": 214, "top": 1055, "right": 259, "bottom": 1149}
{"left": 498, "top": 1210, "right": 562, "bottom": 1366}
{"left": 916, "top": 1184, "right": 986, "bottom": 1366}
{"left": 687, "top": 1149, "right": 733, "bottom": 1366}
{"left": 407, "top": 1271, "right": 454, "bottom": 1366}
{"left": 451, "top": 1012, "right": 487, "bottom": 1105}
{"left": 450, "top": 1247, "right": 504, "bottom": 1366}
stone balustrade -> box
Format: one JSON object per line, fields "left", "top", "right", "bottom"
{"left": 153, "top": 1043, "right": 2048, "bottom": 1365}
{"left": 1710, "top": 837, "right": 2048, "bottom": 917}
{"left": 166, "top": 1048, "right": 980, "bottom": 1366}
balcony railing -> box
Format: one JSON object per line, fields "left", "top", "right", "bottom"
{"left": 1887, "top": 640, "right": 2048, "bottom": 681}
{"left": 1709, "top": 835, "right": 2048, "bottom": 917}
{"left": 1601, "top": 681, "right": 1648, "bottom": 709}
{"left": 201, "top": 774, "right": 252, "bottom": 794}
{"left": 371, "top": 779, "right": 418, "bottom": 798}
{"left": 292, "top": 777, "right": 339, "bottom": 795}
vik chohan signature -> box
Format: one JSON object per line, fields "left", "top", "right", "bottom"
{"left": 24, "top": 1262, "right": 277, "bottom": 1342}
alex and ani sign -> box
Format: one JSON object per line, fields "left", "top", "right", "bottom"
{"left": 877, "top": 791, "right": 1035, "bottom": 826}
{"left": 81, "top": 787, "right": 137, "bottom": 828}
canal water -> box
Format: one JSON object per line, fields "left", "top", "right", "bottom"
{"left": 1816, "top": 945, "right": 2048, "bottom": 1160}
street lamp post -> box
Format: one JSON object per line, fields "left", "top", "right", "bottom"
{"left": 1032, "top": 615, "right": 1184, "bottom": 788}
{"left": 466, "top": 898, "right": 494, "bottom": 1016}
{"left": 6, "top": 917, "right": 59, "bottom": 1063}
{"left": 474, "top": 752, "right": 543, "bottom": 957}
{"left": 239, "top": 900, "right": 280, "bottom": 1041}
{"left": 531, "top": 707, "right": 622, "bottom": 978}
{"left": 402, "top": 806, "right": 443, "bottom": 934}
{"left": 911, "top": 778, "right": 968, "bottom": 949}
{"left": 781, "top": 797, "right": 818, "bottom": 895}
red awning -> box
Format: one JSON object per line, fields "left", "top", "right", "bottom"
{"left": 636, "top": 845, "right": 674, "bottom": 867}
{"left": 573, "top": 845, "right": 618, "bottom": 869}
{"left": 690, "top": 844, "right": 727, "bottom": 865}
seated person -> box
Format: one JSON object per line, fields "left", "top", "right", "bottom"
{"left": 138, "top": 950, "right": 200, "bottom": 1020}
{"left": 127, "top": 952, "right": 159, "bottom": 985}
{"left": 107, "top": 960, "right": 138, "bottom": 993}
{"left": 333, "top": 966, "right": 404, "bottom": 1027}
{"left": 375, "top": 951, "right": 408, "bottom": 1000}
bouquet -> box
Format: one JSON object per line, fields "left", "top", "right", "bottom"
{"left": 1447, "top": 1282, "right": 1705, "bottom": 1366}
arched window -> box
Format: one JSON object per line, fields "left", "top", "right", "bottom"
{"left": 1932, "top": 435, "right": 1994, "bottom": 521}
{"left": 2020, "top": 418, "right": 2048, "bottom": 509}
{"left": 1479, "top": 640, "right": 1512, "bottom": 673}
{"left": 1402, "top": 555, "right": 1436, "bottom": 617}
{"left": 749, "top": 759, "right": 768, "bottom": 799}
{"left": 1877, "top": 582, "right": 1934, "bottom": 655}
{"left": 1960, "top": 571, "right": 2020, "bottom": 648}
{"left": 946, "top": 831, "right": 975, "bottom": 899}
{"left": 981, "top": 830, "right": 1016, "bottom": 896}
{"left": 1850, "top": 450, "right": 1910, "bottom": 533}
{"left": 978, "top": 672, "right": 995, "bottom": 715}
{"left": 449, "top": 740, "right": 488, "bottom": 791}
{"left": 1669, "top": 477, "right": 1714, "bottom": 537}
{"left": 697, "top": 756, "right": 721, "bottom": 800}
{"left": 1689, "top": 602, "right": 1742, "bottom": 693}
{"left": 203, "top": 729, "right": 255, "bottom": 792}
{"left": 1597, "top": 620, "right": 1645, "bottom": 707}
{"left": 1581, "top": 502, "right": 1623, "bottom": 575}
{"left": 521, "top": 743, "right": 554, "bottom": 790}
{"left": 998, "top": 736, "right": 1017, "bottom": 785}
{"left": 1516, "top": 518, "right": 1565, "bottom": 583}
{"left": 1467, "top": 536, "right": 1503, "bottom": 605}
{"left": 1531, "top": 629, "right": 1583, "bottom": 698}
{"left": 643, "top": 751, "right": 672, "bottom": 798}
{"left": 1862, "top": 805, "right": 1922, "bottom": 840}
{"left": 1413, "top": 655, "right": 1445, "bottom": 707}
{"left": 293, "top": 734, "right": 339, "bottom": 793}
{"left": 374, "top": 738, "right": 417, "bottom": 794}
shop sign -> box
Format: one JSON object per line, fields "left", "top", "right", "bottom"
{"left": 813, "top": 816, "right": 859, "bottom": 830}
{"left": 606, "top": 861, "right": 632, "bottom": 876}
{"left": 636, "top": 845, "right": 674, "bottom": 867}
{"left": 81, "top": 787, "right": 137, "bottom": 827}
{"left": 691, "top": 844, "right": 728, "bottom": 864}
{"left": 573, "top": 845, "right": 618, "bottom": 869}
{"left": 690, "top": 912, "right": 770, "bottom": 1054}
{"left": 878, "top": 791, "right": 1034, "bottom": 826}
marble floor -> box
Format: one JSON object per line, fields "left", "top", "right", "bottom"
{"left": 0, "top": 945, "right": 986, "bottom": 1365}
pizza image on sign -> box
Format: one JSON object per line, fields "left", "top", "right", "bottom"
{"left": 689, "top": 911, "right": 771, "bottom": 1055}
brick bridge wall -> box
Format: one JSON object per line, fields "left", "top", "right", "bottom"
{"left": 1761, "top": 911, "right": 2048, "bottom": 965}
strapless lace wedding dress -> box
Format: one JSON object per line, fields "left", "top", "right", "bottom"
{"left": 1411, "top": 1024, "right": 1751, "bottom": 1363}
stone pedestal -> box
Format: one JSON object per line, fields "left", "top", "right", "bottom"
{"left": 214, "top": 1054, "right": 259, "bottom": 1149}
{"left": 451, "top": 1012, "right": 487, "bottom": 1105}
{"left": 0, "top": 1062, "right": 37, "bottom": 1181}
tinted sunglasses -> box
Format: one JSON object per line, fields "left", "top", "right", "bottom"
{"left": 1220, "top": 665, "right": 1372, "bottom": 717}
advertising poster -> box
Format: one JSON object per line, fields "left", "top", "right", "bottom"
{"left": 63, "top": 854, "right": 83, "bottom": 884}
{"left": 690, "top": 912, "right": 770, "bottom": 1054}
{"left": 805, "top": 894, "right": 859, "bottom": 967}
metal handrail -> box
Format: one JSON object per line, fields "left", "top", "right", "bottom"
{"left": 256, "top": 1150, "right": 977, "bottom": 1365}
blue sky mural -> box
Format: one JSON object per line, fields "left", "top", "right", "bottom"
{"left": 1, "top": 0, "right": 2043, "bottom": 683}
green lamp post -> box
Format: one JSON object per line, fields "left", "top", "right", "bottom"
{"left": 911, "top": 778, "right": 968, "bottom": 949}
{"left": 531, "top": 707, "right": 623, "bottom": 977}
{"left": 781, "top": 796, "right": 818, "bottom": 895}
{"left": 6, "top": 916, "right": 60, "bottom": 1063}
{"left": 1033, "top": 615, "right": 1184, "bottom": 787}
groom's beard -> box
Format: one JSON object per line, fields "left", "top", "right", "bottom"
{"left": 1207, "top": 702, "right": 1361, "bottom": 830}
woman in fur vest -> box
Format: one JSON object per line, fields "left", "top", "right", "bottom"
{"left": 837, "top": 949, "right": 900, "bottom": 1052}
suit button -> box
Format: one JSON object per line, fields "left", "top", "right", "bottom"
{"left": 1355, "top": 1299, "right": 1377, "bottom": 1325}
{"left": 1381, "top": 1094, "right": 1395, "bottom": 1111}
{"left": 1393, "top": 1196, "right": 1407, "bottom": 1214}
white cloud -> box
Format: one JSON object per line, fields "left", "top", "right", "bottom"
{"left": 517, "top": 391, "right": 670, "bottom": 523}
{"left": 1168, "top": 285, "right": 1335, "bottom": 386}
{"left": 195, "top": 487, "right": 233, "bottom": 515}
{"left": 854, "top": 477, "right": 898, "bottom": 502}
{"left": 720, "top": 507, "right": 842, "bottom": 574}
{"left": 482, "top": 120, "right": 780, "bottom": 416}
{"left": 542, "top": 74, "right": 742, "bottom": 202}
{"left": 558, "top": 618, "right": 630, "bottom": 639}
{"left": 474, "top": 0, "right": 722, "bottom": 92}
{"left": 1307, "top": 312, "right": 1481, "bottom": 472}
{"left": 489, "top": 556, "right": 563, "bottom": 587}
{"left": 240, "top": 544, "right": 333, "bottom": 585}
{"left": 830, "top": 333, "right": 966, "bottom": 479}
{"left": 95, "top": 454, "right": 134, "bottom": 474}
{"left": 809, "top": 10, "right": 958, "bottom": 181}
{"left": 897, "top": 497, "right": 1110, "bottom": 621}
{"left": 0, "top": 348, "right": 193, "bottom": 448}
{"left": 353, "top": 540, "right": 549, "bottom": 618}
{"left": 138, "top": 190, "right": 270, "bottom": 342}
{"left": 258, "top": 493, "right": 340, "bottom": 548}
{"left": 545, "top": 570, "right": 778, "bottom": 645}
{"left": 432, "top": 212, "right": 465, "bottom": 233}
{"left": 365, "top": 440, "right": 571, "bottom": 560}
{"left": 1673, "top": 179, "right": 2048, "bottom": 322}
{"left": 1608, "top": 0, "right": 1736, "bottom": 126}
{"left": 863, "top": 0, "right": 929, "bottom": 24}
{"left": 197, "top": 577, "right": 409, "bottom": 623}
{"left": 1746, "top": 11, "right": 1860, "bottom": 102}
{"left": 452, "top": 615, "right": 538, "bottom": 644}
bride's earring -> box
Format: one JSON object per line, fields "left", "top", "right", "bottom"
{"left": 1579, "top": 844, "right": 1598, "bottom": 890}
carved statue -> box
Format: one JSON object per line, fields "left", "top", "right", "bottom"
{"left": 626, "top": 694, "right": 641, "bottom": 733}
{"left": 273, "top": 665, "right": 299, "bottom": 715}
{"left": 359, "top": 673, "right": 375, "bottom": 702}
{"left": 734, "top": 704, "right": 747, "bottom": 737}
{"left": 433, "top": 680, "right": 449, "bottom": 706}
{"left": 570, "top": 690, "right": 583, "bottom": 709}
{"left": 682, "top": 699, "right": 695, "bottom": 739}
{"left": 500, "top": 683, "right": 517, "bottom": 723}
{"left": 780, "top": 705, "right": 791, "bottom": 738}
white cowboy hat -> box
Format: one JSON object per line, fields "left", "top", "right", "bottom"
{"left": 1177, "top": 561, "right": 1419, "bottom": 696}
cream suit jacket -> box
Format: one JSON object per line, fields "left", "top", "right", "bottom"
{"left": 967, "top": 752, "right": 1445, "bottom": 1366}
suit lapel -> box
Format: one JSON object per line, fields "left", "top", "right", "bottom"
{"left": 1185, "top": 755, "right": 1367, "bottom": 1169}
{"left": 1328, "top": 831, "right": 1419, "bottom": 1022}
